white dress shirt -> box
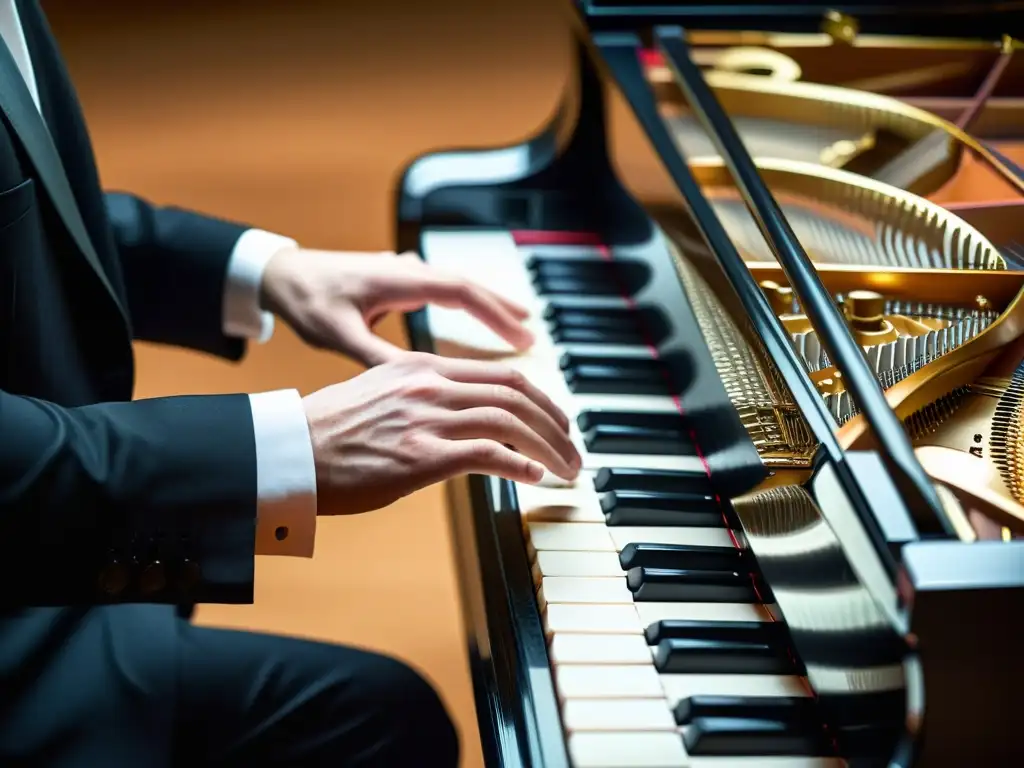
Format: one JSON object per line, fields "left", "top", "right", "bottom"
{"left": 0, "top": 0, "right": 318, "bottom": 557}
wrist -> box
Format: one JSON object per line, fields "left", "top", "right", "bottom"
{"left": 260, "top": 246, "right": 304, "bottom": 317}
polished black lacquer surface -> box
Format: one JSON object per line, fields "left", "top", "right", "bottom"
{"left": 397, "top": 3, "right": 1024, "bottom": 766}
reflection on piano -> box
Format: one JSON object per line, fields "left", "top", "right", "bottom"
{"left": 396, "top": 2, "right": 1024, "bottom": 766}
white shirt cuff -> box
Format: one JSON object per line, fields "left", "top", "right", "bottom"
{"left": 223, "top": 229, "right": 298, "bottom": 343}
{"left": 249, "top": 389, "right": 318, "bottom": 557}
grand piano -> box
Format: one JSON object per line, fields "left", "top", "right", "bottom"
{"left": 396, "top": 2, "right": 1024, "bottom": 766}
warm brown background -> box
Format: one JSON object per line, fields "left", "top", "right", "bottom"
{"left": 45, "top": 1, "right": 572, "bottom": 766}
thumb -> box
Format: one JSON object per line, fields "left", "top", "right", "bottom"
{"left": 336, "top": 320, "right": 406, "bottom": 367}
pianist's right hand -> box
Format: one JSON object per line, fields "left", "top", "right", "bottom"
{"left": 302, "top": 351, "right": 582, "bottom": 515}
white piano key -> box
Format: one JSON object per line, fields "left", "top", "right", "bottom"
{"left": 635, "top": 602, "right": 775, "bottom": 625}
{"left": 548, "top": 633, "right": 654, "bottom": 665}
{"left": 579, "top": 449, "right": 708, "bottom": 474}
{"left": 557, "top": 664, "right": 664, "bottom": 698}
{"left": 608, "top": 527, "right": 737, "bottom": 551}
{"left": 533, "top": 550, "right": 625, "bottom": 578}
{"left": 527, "top": 522, "right": 615, "bottom": 552}
{"left": 568, "top": 732, "right": 687, "bottom": 768}
{"left": 539, "top": 576, "right": 633, "bottom": 605}
{"left": 561, "top": 698, "right": 677, "bottom": 732}
{"left": 545, "top": 604, "right": 643, "bottom": 634}
{"left": 515, "top": 481, "right": 600, "bottom": 514}
{"left": 571, "top": 394, "right": 681, "bottom": 414}
{"left": 659, "top": 673, "right": 810, "bottom": 703}
{"left": 520, "top": 503, "right": 605, "bottom": 524}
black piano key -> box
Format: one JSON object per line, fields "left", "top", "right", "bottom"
{"left": 593, "top": 467, "right": 711, "bottom": 494}
{"left": 654, "top": 637, "right": 797, "bottom": 675}
{"left": 526, "top": 256, "right": 650, "bottom": 296}
{"left": 601, "top": 490, "right": 724, "bottom": 527}
{"left": 532, "top": 275, "right": 621, "bottom": 297}
{"left": 619, "top": 543, "right": 751, "bottom": 572}
{"left": 683, "top": 716, "right": 829, "bottom": 757}
{"left": 644, "top": 619, "right": 787, "bottom": 646}
{"left": 674, "top": 695, "right": 818, "bottom": 725}
{"left": 627, "top": 567, "right": 765, "bottom": 603}
{"left": 578, "top": 411, "right": 694, "bottom": 455}
{"left": 559, "top": 352, "right": 670, "bottom": 395}
{"left": 544, "top": 304, "right": 670, "bottom": 346}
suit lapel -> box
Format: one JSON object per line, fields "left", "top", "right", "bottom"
{"left": 0, "top": 36, "right": 127, "bottom": 323}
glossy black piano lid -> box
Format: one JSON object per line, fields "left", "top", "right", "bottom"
{"left": 578, "top": 0, "right": 1024, "bottom": 37}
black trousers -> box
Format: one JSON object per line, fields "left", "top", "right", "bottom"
{"left": 0, "top": 606, "right": 459, "bottom": 767}
{"left": 172, "top": 622, "right": 460, "bottom": 767}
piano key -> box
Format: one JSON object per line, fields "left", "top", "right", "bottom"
{"left": 617, "top": 540, "right": 745, "bottom": 570}
{"left": 653, "top": 637, "right": 798, "bottom": 675}
{"left": 683, "top": 715, "right": 829, "bottom": 757}
{"left": 546, "top": 305, "right": 649, "bottom": 346}
{"left": 567, "top": 732, "right": 687, "bottom": 768}
{"left": 532, "top": 550, "right": 625, "bottom": 578}
{"left": 627, "top": 567, "right": 764, "bottom": 603}
{"left": 619, "top": 543, "right": 750, "bottom": 571}
{"left": 645, "top": 619, "right": 788, "bottom": 646}
{"left": 527, "top": 523, "right": 734, "bottom": 553}
{"left": 658, "top": 673, "right": 809, "bottom": 704}
{"left": 593, "top": 467, "right": 713, "bottom": 494}
{"left": 578, "top": 411, "right": 694, "bottom": 455}
{"left": 561, "top": 699, "right": 677, "bottom": 732}
{"left": 544, "top": 604, "right": 644, "bottom": 634}
{"left": 602, "top": 490, "right": 725, "bottom": 527}
{"left": 527, "top": 522, "right": 615, "bottom": 552}
{"left": 635, "top": 602, "right": 775, "bottom": 627}
{"left": 526, "top": 255, "right": 650, "bottom": 296}
{"left": 548, "top": 633, "right": 654, "bottom": 665}
{"left": 608, "top": 527, "right": 736, "bottom": 552}
{"left": 544, "top": 603, "right": 768, "bottom": 635}
{"left": 556, "top": 664, "right": 664, "bottom": 698}
{"left": 674, "top": 694, "right": 818, "bottom": 725}
{"left": 561, "top": 352, "right": 671, "bottom": 395}
{"left": 538, "top": 576, "right": 633, "bottom": 605}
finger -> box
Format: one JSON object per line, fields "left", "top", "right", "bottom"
{"left": 434, "top": 438, "right": 546, "bottom": 485}
{"left": 441, "top": 381, "right": 580, "bottom": 470}
{"left": 439, "top": 407, "right": 579, "bottom": 481}
{"left": 332, "top": 320, "right": 406, "bottom": 367}
{"left": 413, "top": 277, "right": 534, "bottom": 350}
{"left": 427, "top": 357, "right": 571, "bottom": 432}
{"left": 400, "top": 256, "right": 531, "bottom": 320}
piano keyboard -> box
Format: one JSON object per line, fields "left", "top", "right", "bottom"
{"left": 421, "top": 229, "right": 844, "bottom": 767}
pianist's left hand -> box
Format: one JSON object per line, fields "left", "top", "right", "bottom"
{"left": 259, "top": 247, "right": 535, "bottom": 365}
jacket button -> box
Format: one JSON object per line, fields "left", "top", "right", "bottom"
{"left": 179, "top": 560, "right": 202, "bottom": 591}
{"left": 98, "top": 561, "right": 130, "bottom": 596}
{"left": 138, "top": 561, "right": 167, "bottom": 595}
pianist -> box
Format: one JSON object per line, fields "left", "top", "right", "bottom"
{"left": 0, "top": 0, "right": 580, "bottom": 765}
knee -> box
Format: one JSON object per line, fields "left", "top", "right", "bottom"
{"left": 364, "top": 654, "right": 459, "bottom": 767}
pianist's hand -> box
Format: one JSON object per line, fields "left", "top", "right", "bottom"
{"left": 302, "top": 352, "right": 581, "bottom": 515}
{"left": 260, "top": 247, "right": 535, "bottom": 366}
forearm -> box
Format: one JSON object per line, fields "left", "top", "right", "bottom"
{"left": 104, "top": 192, "right": 253, "bottom": 358}
{"left": 0, "top": 390, "right": 258, "bottom": 606}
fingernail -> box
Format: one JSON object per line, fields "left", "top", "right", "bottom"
{"left": 526, "top": 461, "right": 545, "bottom": 482}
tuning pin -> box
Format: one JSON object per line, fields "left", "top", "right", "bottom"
{"left": 846, "top": 290, "right": 886, "bottom": 332}
{"left": 975, "top": 295, "right": 991, "bottom": 311}
{"left": 759, "top": 280, "right": 795, "bottom": 315}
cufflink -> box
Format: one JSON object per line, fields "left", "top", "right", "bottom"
{"left": 138, "top": 561, "right": 167, "bottom": 595}
{"left": 97, "top": 560, "right": 130, "bottom": 597}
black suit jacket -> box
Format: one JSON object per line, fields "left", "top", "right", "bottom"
{"left": 0, "top": 0, "right": 262, "bottom": 725}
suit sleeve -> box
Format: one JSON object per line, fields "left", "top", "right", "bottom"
{"left": 0, "top": 389, "right": 258, "bottom": 606}
{"left": 103, "top": 192, "right": 252, "bottom": 360}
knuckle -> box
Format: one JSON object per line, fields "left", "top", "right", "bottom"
{"left": 471, "top": 441, "right": 502, "bottom": 463}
